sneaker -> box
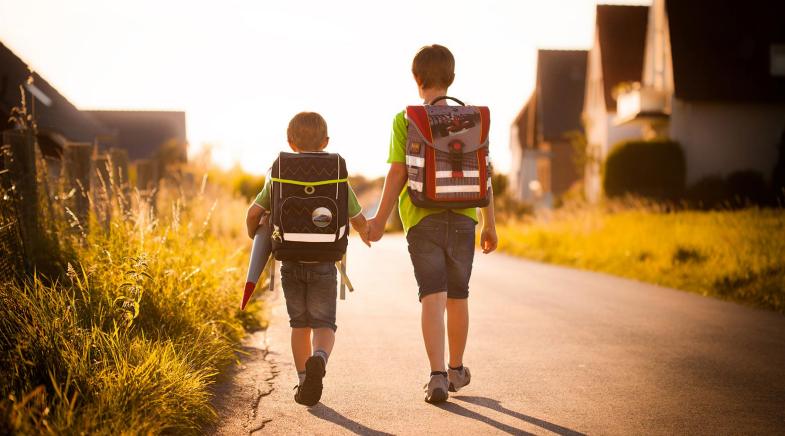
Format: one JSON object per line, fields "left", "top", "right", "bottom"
{"left": 423, "top": 374, "right": 449, "bottom": 403}
{"left": 294, "top": 356, "right": 325, "bottom": 406}
{"left": 448, "top": 366, "right": 471, "bottom": 392}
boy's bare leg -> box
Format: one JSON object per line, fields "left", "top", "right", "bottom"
{"left": 421, "top": 292, "right": 448, "bottom": 372}
{"left": 312, "top": 327, "right": 335, "bottom": 357}
{"left": 446, "top": 298, "right": 469, "bottom": 368}
{"left": 291, "top": 328, "right": 312, "bottom": 372}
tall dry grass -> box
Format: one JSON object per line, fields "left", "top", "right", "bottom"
{"left": 0, "top": 168, "right": 266, "bottom": 434}
{"left": 496, "top": 205, "right": 785, "bottom": 313}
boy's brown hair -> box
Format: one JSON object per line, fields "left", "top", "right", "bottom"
{"left": 412, "top": 44, "right": 455, "bottom": 90}
{"left": 287, "top": 112, "right": 328, "bottom": 151}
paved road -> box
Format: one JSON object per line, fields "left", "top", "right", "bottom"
{"left": 216, "top": 235, "right": 785, "bottom": 435}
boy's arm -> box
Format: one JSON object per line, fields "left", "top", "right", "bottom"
{"left": 479, "top": 188, "right": 498, "bottom": 254}
{"left": 347, "top": 183, "right": 371, "bottom": 247}
{"left": 246, "top": 204, "right": 265, "bottom": 239}
{"left": 350, "top": 214, "right": 371, "bottom": 247}
{"left": 368, "top": 163, "right": 407, "bottom": 241}
{"left": 247, "top": 173, "right": 272, "bottom": 239}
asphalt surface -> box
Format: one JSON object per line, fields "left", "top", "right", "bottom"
{"left": 213, "top": 235, "right": 785, "bottom": 435}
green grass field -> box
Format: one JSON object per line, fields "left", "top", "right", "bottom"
{"left": 496, "top": 208, "right": 785, "bottom": 313}
{"left": 0, "top": 178, "right": 265, "bottom": 434}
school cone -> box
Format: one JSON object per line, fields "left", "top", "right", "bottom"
{"left": 241, "top": 215, "right": 273, "bottom": 310}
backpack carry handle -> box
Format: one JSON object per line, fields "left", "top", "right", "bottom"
{"left": 429, "top": 96, "right": 465, "bottom": 106}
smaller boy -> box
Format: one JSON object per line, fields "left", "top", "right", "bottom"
{"left": 246, "top": 112, "right": 369, "bottom": 406}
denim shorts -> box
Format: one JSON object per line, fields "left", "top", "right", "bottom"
{"left": 280, "top": 261, "right": 338, "bottom": 331}
{"left": 406, "top": 211, "right": 477, "bottom": 301}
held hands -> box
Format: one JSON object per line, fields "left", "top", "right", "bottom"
{"left": 367, "top": 216, "right": 386, "bottom": 242}
{"left": 350, "top": 215, "right": 372, "bottom": 247}
{"left": 480, "top": 225, "right": 498, "bottom": 254}
{"left": 358, "top": 226, "right": 371, "bottom": 247}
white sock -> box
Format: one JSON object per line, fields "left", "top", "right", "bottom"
{"left": 313, "top": 349, "right": 329, "bottom": 365}
{"left": 297, "top": 371, "right": 306, "bottom": 384}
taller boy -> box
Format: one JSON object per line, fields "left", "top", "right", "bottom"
{"left": 367, "top": 44, "right": 498, "bottom": 403}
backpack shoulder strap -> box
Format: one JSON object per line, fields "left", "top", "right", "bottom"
{"left": 405, "top": 106, "right": 434, "bottom": 144}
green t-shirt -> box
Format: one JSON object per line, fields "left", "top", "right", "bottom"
{"left": 253, "top": 173, "right": 362, "bottom": 218}
{"left": 388, "top": 110, "right": 478, "bottom": 233}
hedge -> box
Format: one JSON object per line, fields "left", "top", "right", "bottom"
{"left": 603, "top": 139, "right": 686, "bottom": 200}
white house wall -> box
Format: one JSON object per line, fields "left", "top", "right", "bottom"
{"left": 584, "top": 110, "right": 645, "bottom": 201}
{"left": 670, "top": 100, "right": 785, "bottom": 184}
{"left": 520, "top": 151, "right": 540, "bottom": 203}
{"left": 606, "top": 115, "right": 644, "bottom": 156}
{"left": 511, "top": 147, "right": 547, "bottom": 204}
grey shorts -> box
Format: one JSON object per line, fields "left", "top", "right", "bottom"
{"left": 406, "top": 211, "right": 476, "bottom": 301}
{"left": 280, "top": 261, "right": 338, "bottom": 331}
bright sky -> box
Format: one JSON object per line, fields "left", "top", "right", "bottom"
{"left": 0, "top": 0, "right": 648, "bottom": 176}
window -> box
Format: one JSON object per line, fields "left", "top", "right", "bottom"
{"left": 772, "top": 44, "right": 785, "bottom": 77}
{"left": 24, "top": 82, "right": 52, "bottom": 107}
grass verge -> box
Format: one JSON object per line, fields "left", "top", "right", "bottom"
{"left": 1, "top": 178, "right": 266, "bottom": 434}
{"left": 496, "top": 208, "right": 785, "bottom": 313}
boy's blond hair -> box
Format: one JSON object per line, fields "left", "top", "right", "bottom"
{"left": 412, "top": 44, "right": 455, "bottom": 90}
{"left": 287, "top": 112, "right": 328, "bottom": 151}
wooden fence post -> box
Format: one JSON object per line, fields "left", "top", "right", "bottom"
{"left": 2, "top": 130, "right": 39, "bottom": 255}
{"left": 93, "top": 153, "right": 111, "bottom": 229}
{"left": 109, "top": 148, "right": 130, "bottom": 210}
{"left": 109, "top": 148, "right": 129, "bottom": 185}
{"left": 63, "top": 143, "right": 92, "bottom": 230}
{"left": 135, "top": 159, "right": 158, "bottom": 191}
{"left": 135, "top": 159, "right": 159, "bottom": 215}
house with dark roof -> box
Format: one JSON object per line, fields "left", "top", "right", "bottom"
{"left": 1, "top": 41, "right": 187, "bottom": 171}
{"left": 86, "top": 110, "right": 187, "bottom": 163}
{"left": 582, "top": 4, "right": 649, "bottom": 202}
{"left": 614, "top": 0, "right": 785, "bottom": 186}
{"left": 509, "top": 49, "right": 587, "bottom": 205}
{"left": 1, "top": 41, "right": 112, "bottom": 159}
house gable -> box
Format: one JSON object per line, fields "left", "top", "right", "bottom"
{"left": 537, "top": 50, "right": 588, "bottom": 142}
{"left": 511, "top": 50, "right": 587, "bottom": 151}
{"left": 596, "top": 5, "right": 649, "bottom": 111}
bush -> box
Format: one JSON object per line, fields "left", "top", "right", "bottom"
{"left": 208, "top": 165, "right": 265, "bottom": 200}
{"left": 726, "top": 170, "right": 773, "bottom": 207}
{"left": 686, "top": 175, "right": 730, "bottom": 209}
{"left": 493, "top": 192, "right": 534, "bottom": 223}
{"left": 491, "top": 173, "right": 508, "bottom": 198}
{"left": 772, "top": 129, "right": 785, "bottom": 204}
{"left": 603, "top": 139, "right": 686, "bottom": 200}
{"left": 688, "top": 170, "right": 775, "bottom": 209}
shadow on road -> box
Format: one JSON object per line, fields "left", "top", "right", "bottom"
{"left": 451, "top": 396, "right": 586, "bottom": 436}
{"left": 308, "top": 403, "right": 395, "bottom": 436}
{"left": 436, "top": 401, "right": 534, "bottom": 435}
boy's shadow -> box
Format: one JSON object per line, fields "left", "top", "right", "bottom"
{"left": 440, "top": 395, "right": 585, "bottom": 436}
{"left": 308, "top": 403, "right": 395, "bottom": 436}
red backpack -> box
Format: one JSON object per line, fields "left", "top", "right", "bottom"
{"left": 405, "top": 96, "right": 491, "bottom": 209}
